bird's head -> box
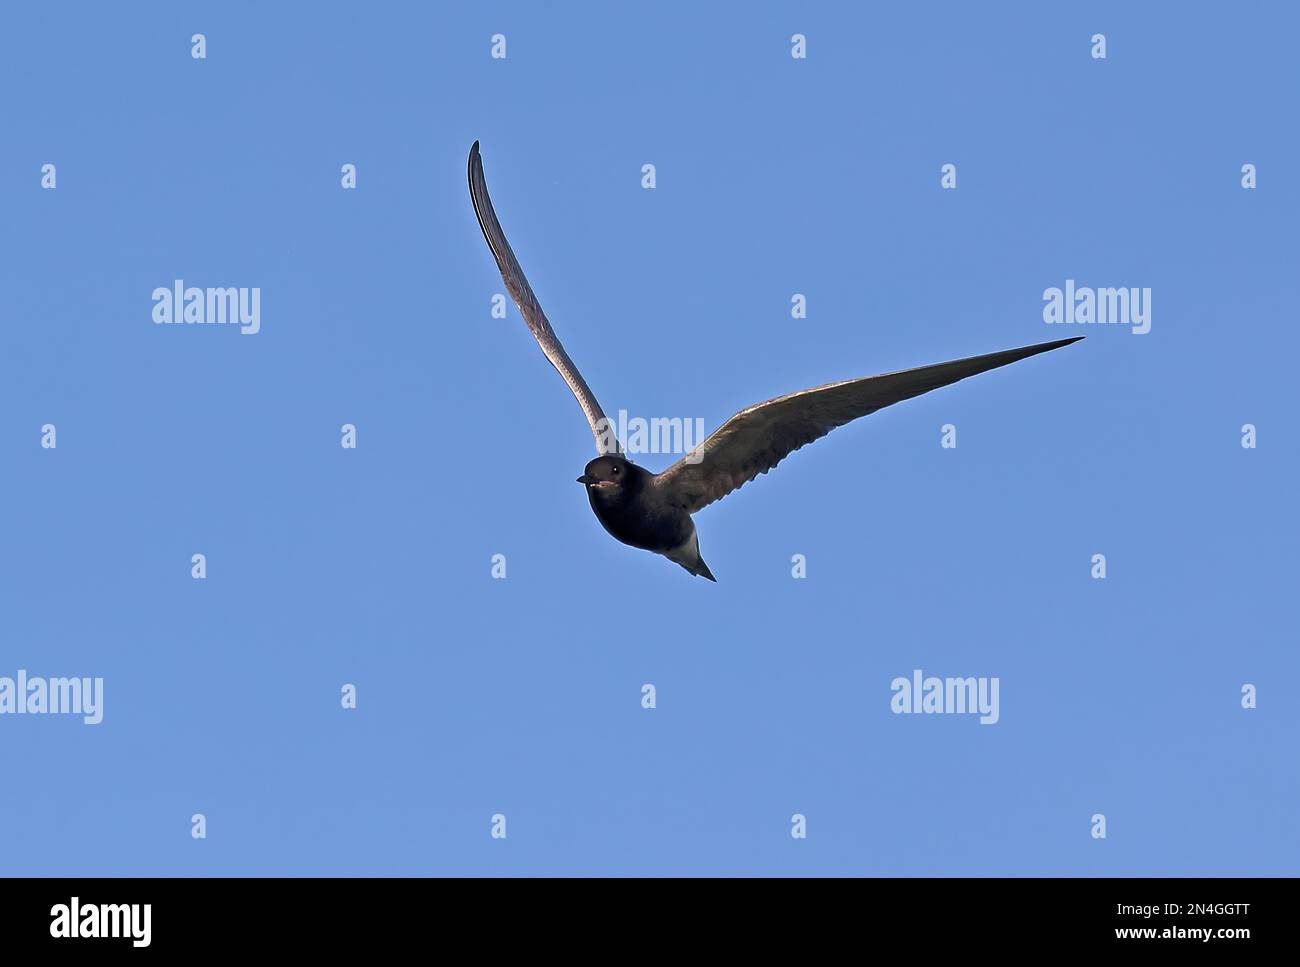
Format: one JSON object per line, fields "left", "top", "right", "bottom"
{"left": 577, "top": 454, "right": 637, "bottom": 493}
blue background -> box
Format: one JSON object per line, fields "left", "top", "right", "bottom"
{"left": 1, "top": 2, "right": 1295, "bottom": 875}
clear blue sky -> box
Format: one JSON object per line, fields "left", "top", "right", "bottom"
{"left": 1, "top": 2, "right": 1296, "bottom": 876}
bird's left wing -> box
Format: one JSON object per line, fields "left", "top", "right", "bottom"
{"left": 468, "top": 141, "right": 620, "bottom": 454}
{"left": 652, "top": 337, "right": 1082, "bottom": 514}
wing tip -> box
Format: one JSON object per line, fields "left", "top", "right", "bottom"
{"left": 467, "top": 141, "right": 495, "bottom": 249}
{"left": 1021, "top": 335, "right": 1085, "bottom": 356}
{"left": 996, "top": 335, "right": 1084, "bottom": 369}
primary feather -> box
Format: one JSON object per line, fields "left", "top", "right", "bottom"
{"left": 652, "top": 337, "right": 1083, "bottom": 513}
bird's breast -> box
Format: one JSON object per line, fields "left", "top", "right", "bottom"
{"left": 587, "top": 489, "right": 691, "bottom": 553}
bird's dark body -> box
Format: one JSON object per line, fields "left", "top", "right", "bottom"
{"left": 584, "top": 464, "right": 690, "bottom": 553}
{"left": 578, "top": 454, "right": 715, "bottom": 578}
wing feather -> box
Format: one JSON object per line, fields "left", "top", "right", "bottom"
{"left": 468, "top": 142, "right": 619, "bottom": 454}
{"left": 653, "top": 337, "right": 1083, "bottom": 513}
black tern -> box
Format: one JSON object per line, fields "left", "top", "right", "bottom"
{"left": 468, "top": 141, "right": 1081, "bottom": 581}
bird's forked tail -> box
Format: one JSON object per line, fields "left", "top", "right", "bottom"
{"left": 667, "top": 529, "right": 718, "bottom": 582}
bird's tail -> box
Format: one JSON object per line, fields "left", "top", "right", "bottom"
{"left": 667, "top": 528, "right": 718, "bottom": 581}
{"left": 686, "top": 556, "right": 717, "bottom": 582}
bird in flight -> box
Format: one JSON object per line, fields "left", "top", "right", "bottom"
{"left": 468, "top": 141, "right": 1081, "bottom": 581}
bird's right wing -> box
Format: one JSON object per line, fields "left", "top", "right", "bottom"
{"left": 468, "top": 141, "right": 620, "bottom": 454}
{"left": 652, "top": 337, "right": 1083, "bottom": 514}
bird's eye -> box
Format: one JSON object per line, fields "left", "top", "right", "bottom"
{"left": 611, "top": 466, "right": 619, "bottom": 474}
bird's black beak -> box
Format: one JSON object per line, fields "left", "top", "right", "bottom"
{"left": 576, "top": 475, "right": 592, "bottom": 485}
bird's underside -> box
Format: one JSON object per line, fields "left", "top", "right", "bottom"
{"left": 468, "top": 141, "right": 1083, "bottom": 580}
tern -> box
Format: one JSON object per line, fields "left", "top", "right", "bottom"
{"left": 468, "top": 141, "right": 1081, "bottom": 581}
